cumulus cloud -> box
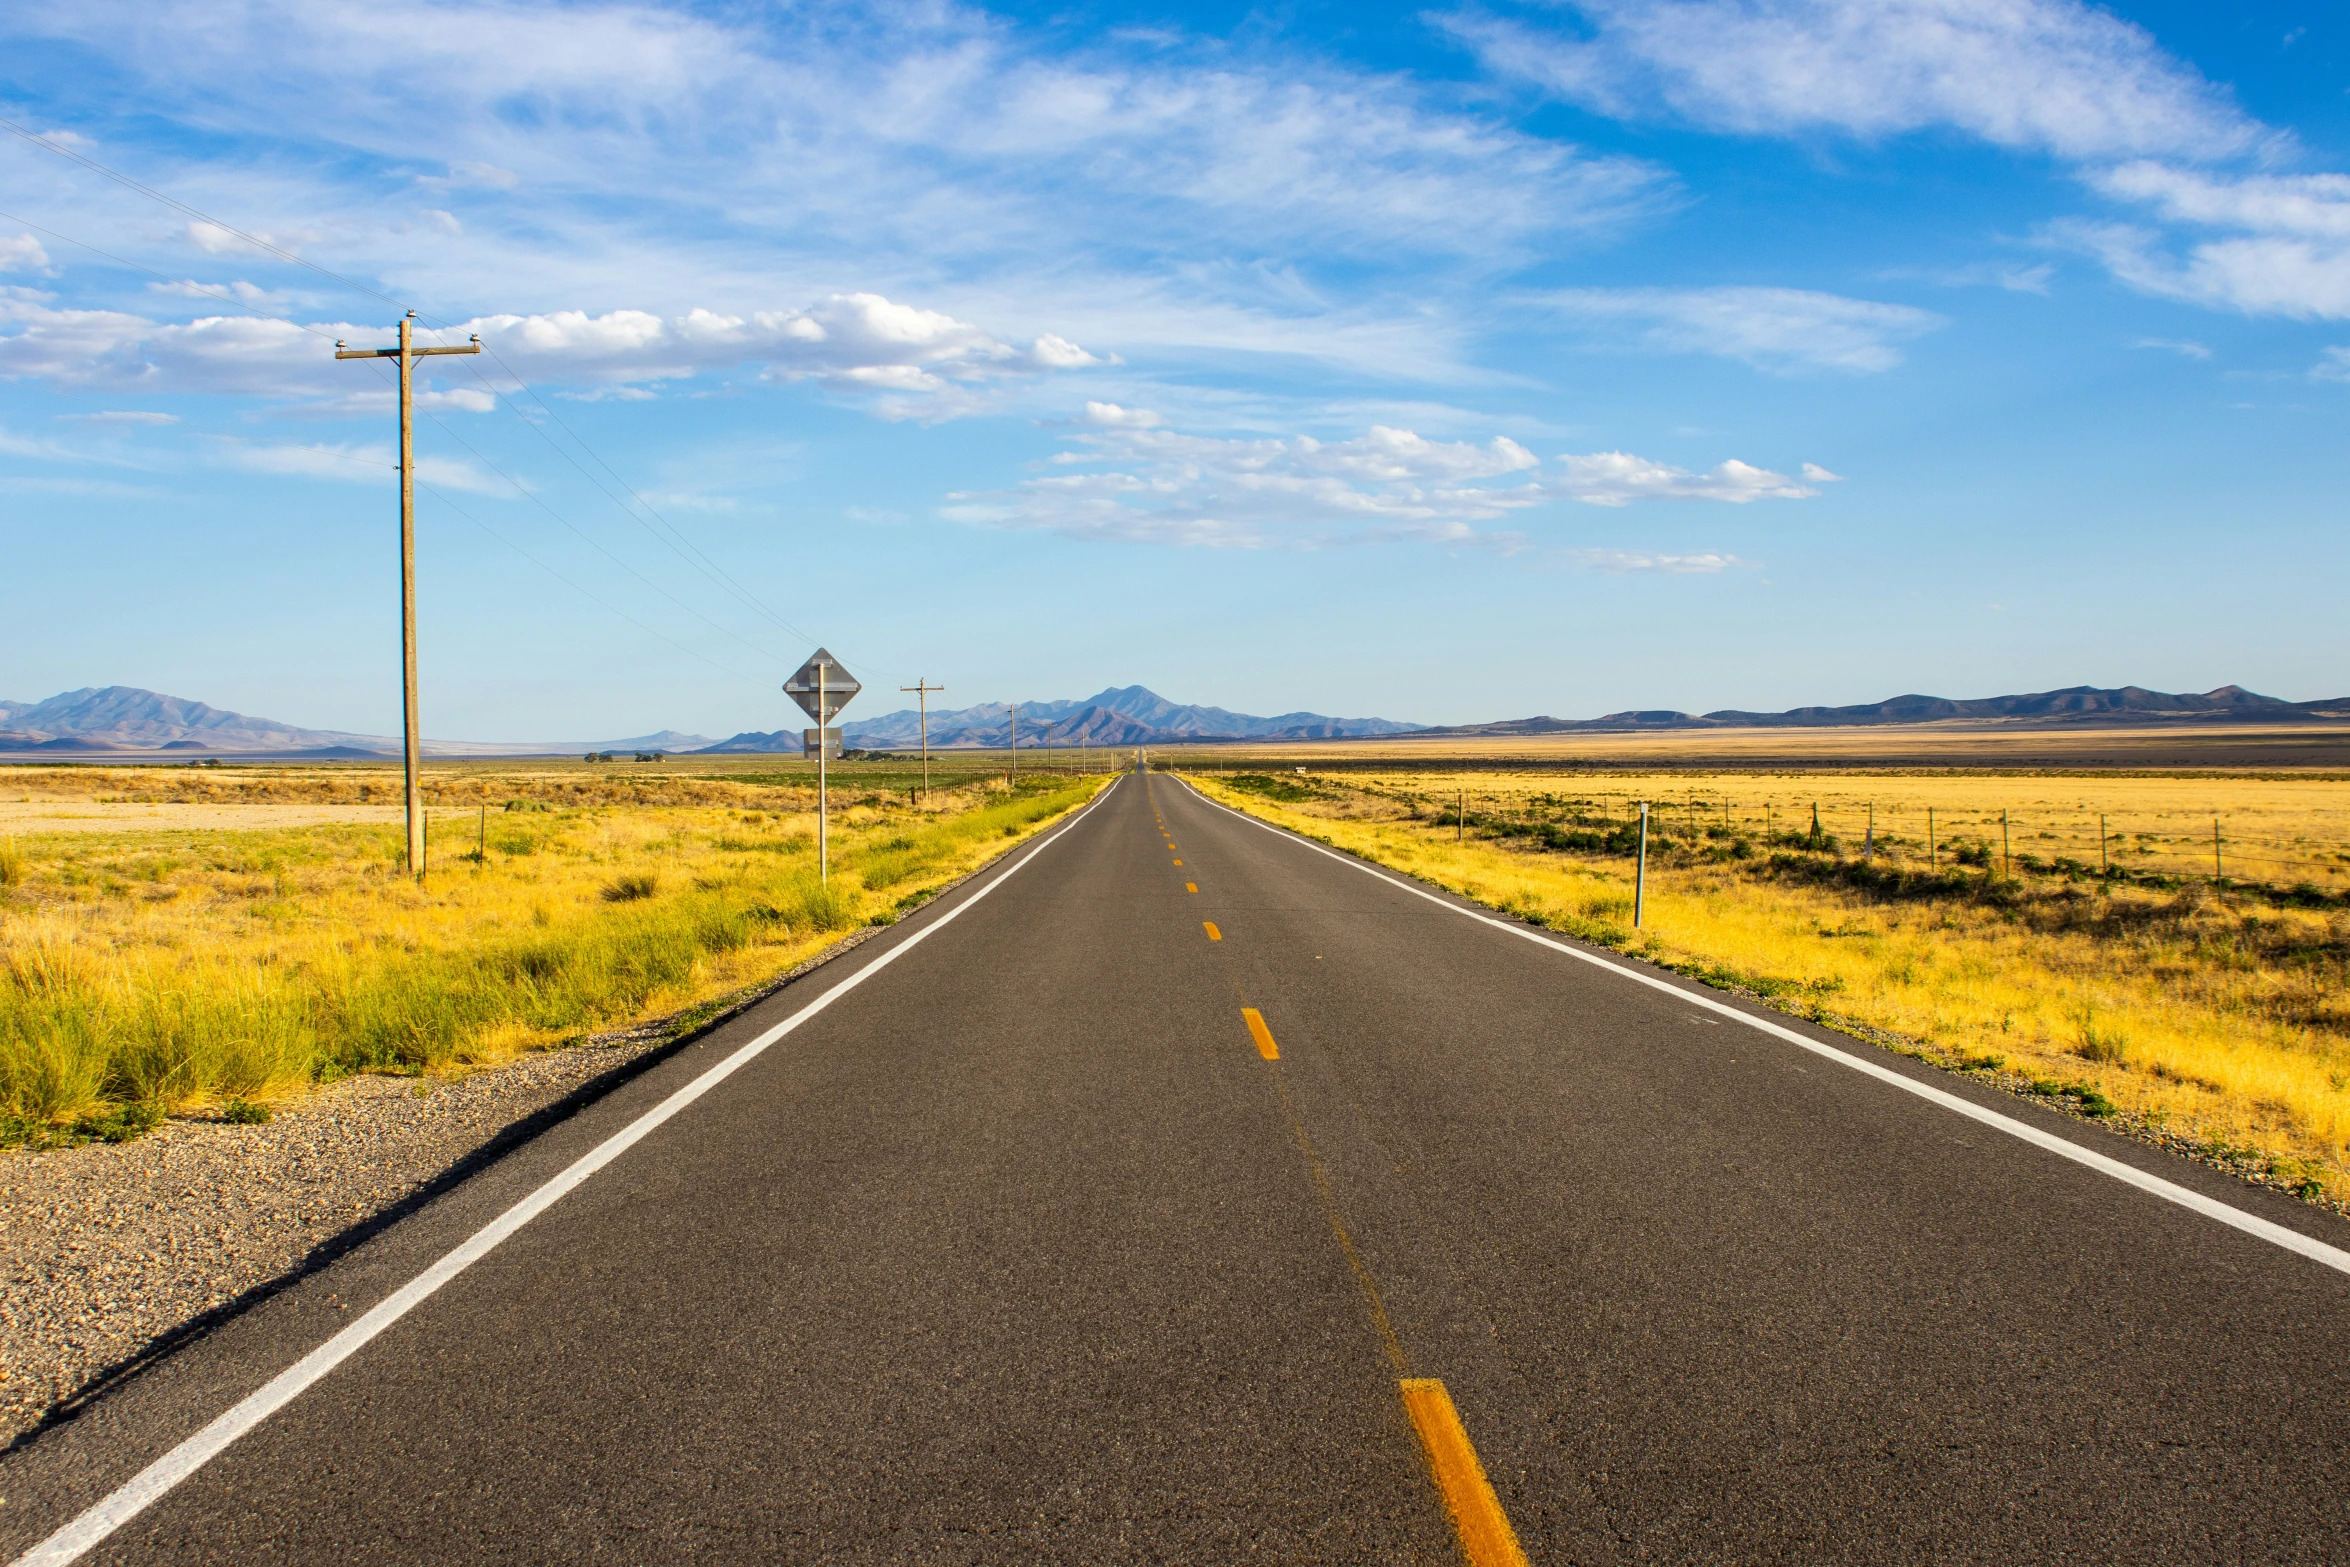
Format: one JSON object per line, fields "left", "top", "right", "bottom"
{"left": 1544, "top": 286, "right": 1943, "bottom": 372}
{"left": 0, "top": 289, "right": 1100, "bottom": 408}
{"left": 945, "top": 416, "right": 1820, "bottom": 545}
{"left": 0, "top": 234, "right": 50, "bottom": 272}
{"left": 1550, "top": 451, "right": 1816, "bottom": 506}
{"left": 1443, "top": 0, "right": 2264, "bottom": 161}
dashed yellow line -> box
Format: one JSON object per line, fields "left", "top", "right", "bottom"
{"left": 1241, "top": 1007, "right": 1278, "bottom": 1060}
{"left": 1203, "top": 921, "right": 1222, "bottom": 941}
{"left": 1172, "top": 859, "right": 1182, "bottom": 866}
{"left": 1400, "top": 1380, "right": 1529, "bottom": 1567}
{"left": 1185, "top": 881, "right": 1197, "bottom": 893}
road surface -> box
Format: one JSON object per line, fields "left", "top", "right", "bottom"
{"left": 10, "top": 772, "right": 2349, "bottom": 1564}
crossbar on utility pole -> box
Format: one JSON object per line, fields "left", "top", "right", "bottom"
{"left": 336, "top": 312, "right": 480, "bottom": 880}
{"left": 900, "top": 678, "right": 944, "bottom": 799}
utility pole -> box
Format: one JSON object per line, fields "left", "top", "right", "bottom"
{"left": 900, "top": 678, "right": 944, "bottom": 799}
{"left": 336, "top": 313, "right": 480, "bottom": 880}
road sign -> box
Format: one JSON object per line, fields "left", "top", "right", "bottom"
{"left": 802, "top": 727, "right": 842, "bottom": 760}
{"left": 784, "top": 648, "right": 860, "bottom": 724}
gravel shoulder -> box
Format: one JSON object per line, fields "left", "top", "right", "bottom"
{"left": 0, "top": 1040, "right": 678, "bottom": 1446}
{"left": 0, "top": 924, "right": 887, "bottom": 1450}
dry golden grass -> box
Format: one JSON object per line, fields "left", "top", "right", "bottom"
{"left": 0, "top": 762, "right": 1105, "bottom": 1139}
{"left": 1189, "top": 767, "right": 2350, "bottom": 1203}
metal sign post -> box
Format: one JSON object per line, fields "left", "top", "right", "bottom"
{"left": 784, "top": 648, "right": 861, "bottom": 883}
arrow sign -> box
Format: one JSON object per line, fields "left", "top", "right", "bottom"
{"left": 784, "top": 648, "right": 861, "bottom": 725}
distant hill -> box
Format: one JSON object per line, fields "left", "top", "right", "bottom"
{"left": 698, "top": 686, "right": 1423, "bottom": 753}
{"left": 0, "top": 687, "right": 713, "bottom": 756}
{"left": 0, "top": 687, "right": 393, "bottom": 753}
{"left": 1423, "top": 685, "right": 2350, "bottom": 737}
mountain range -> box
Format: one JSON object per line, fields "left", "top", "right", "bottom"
{"left": 0, "top": 688, "right": 710, "bottom": 757}
{"left": 3, "top": 682, "right": 2343, "bottom": 758}
{"left": 1416, "top": 684, "right": 2350, "bottom": 736}
{"left": 700, "top": 685, "right": 1420, "bottom": 753}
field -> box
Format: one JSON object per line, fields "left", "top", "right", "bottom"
{"left": 0, "top": 757, "right": 1106, "bottom": 1141}
{"left": 1184, "top": 763, "right": 2350, "bottom": 1203}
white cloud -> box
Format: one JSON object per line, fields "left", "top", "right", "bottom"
{"left": 1544, "top": 286, "right": 1943, "bottom": 372}
{"left": 1893, "top": 260, "right": 2054, "bottom": 294}
{"left": 147, "top": 279, "right": 294, "bottom": 308}
{"left": 1445, "top": 0, "right": 2265, "bottom": 161}
{"left": 205, "top": 437, "right": 504, "bottom": 495}
{"left": 57, "top": 409, "right": 179, "bottom": 424}
{"left": 2313, "top": 347, "right": 2350, "bottom": 383}
{"left": 0, "top": 290, "right": 1098, "bottom": 407}
{"left": 1563, "top": 548, "right": 1752, "bottom": 573}
{"left": 946, "top": 417, "right": 1818, "bottom": 545}
{"left": 0, "top": 0, "right": 1671, "bottom": 386}
{"left": 2069, "top": 163, "right": 2350, "bottom": 319}
{"left": 0, "top": 234, "right": 49, "bottom": 272}
{"left": 2132, "top": 337, "right": 2210, "bottom": 358}
{"left": 1078, "top": 401, "right": 1162, "bottom": 428}
{"left": 1549, "top": 451, "right": 1815, "bottom": 506}
{"left": 1800, "top": 462, "right": 1842, "bottom": 480}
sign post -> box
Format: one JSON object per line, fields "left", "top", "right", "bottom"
{"left": 784, "top": 648, "right": 861, "bottom": 882}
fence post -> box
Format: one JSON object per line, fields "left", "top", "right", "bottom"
{"left": 1634, "top": 802, "right": 1649, "bottom": 929}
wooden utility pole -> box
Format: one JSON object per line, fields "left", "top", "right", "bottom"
{"left": 336, "top": 313, "right": 480, "bottom": 879}
{"left": 900, "top": 678, "right": 944, "bottom": 798}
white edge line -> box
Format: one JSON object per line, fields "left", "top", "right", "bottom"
{"left": 1179, "top": 779, "right": 2350, "bottom": 1279}
{"left": 16, "top": 779, "right": 1122, "bottom": 1567}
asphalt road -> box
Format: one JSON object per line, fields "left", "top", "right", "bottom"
{"left": 10, "top": 772, "right": 2350, "bottom": 1564}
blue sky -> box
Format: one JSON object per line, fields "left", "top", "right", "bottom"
{"left": 2, "top": 0, "right": 2345, "bottom": 739}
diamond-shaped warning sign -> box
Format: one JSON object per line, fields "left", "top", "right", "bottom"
{"left": 783, "top": 648, "right": 860, "bottom": 725}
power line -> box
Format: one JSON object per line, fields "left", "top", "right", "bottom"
{"left": 275, "top": 438, "right": 774, "bottom": 691}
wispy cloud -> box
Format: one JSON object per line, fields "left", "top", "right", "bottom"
{"left": 5, "top": 0, "right": 1670, "bottom": 383}
{"left": 1440, "top": 0, "right": 2266, "bottom": 161}
{"left": 2132, "top": 337, "right": 2211, "bottom": 359}
{"left": 2063, "top": 164, "right": 2350, "bottom": 319}
{"left": 1542, "top": 286, "right": 1943, "bottom": 372}
{"left": 204, "top": 436, "right": 504, "bottom": 495}
{"left": 945, "top": 409, "right": 1821, "bottom": 545}
{"left": 1562, "top": 547, "right": 1753, "bottom": 573}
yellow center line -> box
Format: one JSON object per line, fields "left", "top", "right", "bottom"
{"left": 1400, "top": 1380, "right": 1530, "bottom": 1567}
{"left": 1185, "top": 881, "right": 1197, "bottom": 893}
{"left": 1172, "top": 859, "right": 1182, "bottom": 866}
{"left": 1203, "top": 921, "right": 1222, "bottom": 941}
{"left": 1241, "top": 1006, "right": 1278, "bottom": 1060}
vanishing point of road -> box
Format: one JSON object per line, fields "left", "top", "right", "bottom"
{"left": 9, "top": 773, "right": 2348, "bottom": 1563}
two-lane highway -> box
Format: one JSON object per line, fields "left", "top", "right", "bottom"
{"left": 11, "top": 772, "right": 2350, "bottom": 1563}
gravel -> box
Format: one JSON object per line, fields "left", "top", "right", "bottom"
{"left": 0, "top": 1034, "right": 683, "bottom": 1448}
